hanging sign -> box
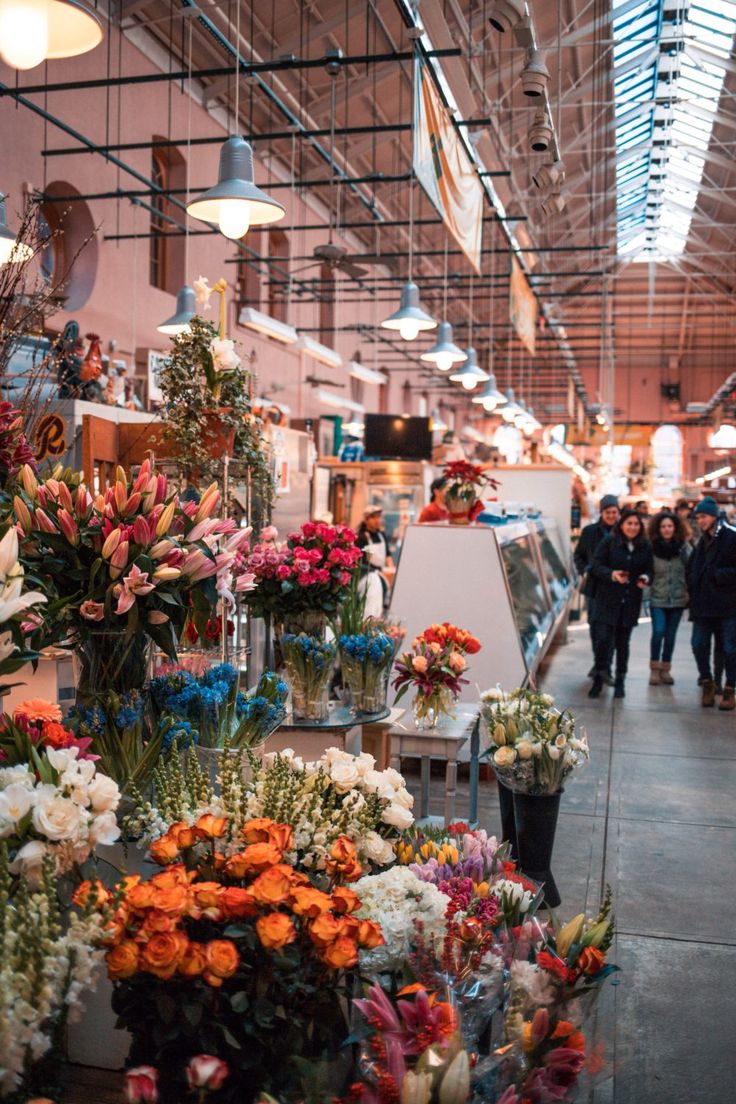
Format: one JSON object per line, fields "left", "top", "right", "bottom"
{"left": 413, "top": 56, "right": 483, "bottom": 274}
{"left": 509, "top": 256, "right": 538, "bottom": 355}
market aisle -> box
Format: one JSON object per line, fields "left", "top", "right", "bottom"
{"left": 416, "top": 617, "right": 736, "bottom": 1103}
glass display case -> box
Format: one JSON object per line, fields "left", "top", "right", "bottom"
{"left": 497, "top": 529, "right": 554, "bottom": 667}
{"left": 531, "top": 521, "right": 574, "bottom": 612}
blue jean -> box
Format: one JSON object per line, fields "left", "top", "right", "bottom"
{"left": 650, "top": 607, "right": 684, "bottom": 662}
{"left": 691, "top": 616, "right": 736, "bottom": 686}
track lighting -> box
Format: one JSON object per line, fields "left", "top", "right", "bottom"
{"left": 521, "top": 50, "right": 549, "bottom": 97}
{"left": 380, "top": 281, "right": 437, "bottom": 342}
{"left": 532, "top": 159, "right": 565, "bottom": 191}
{"left": 420, "top": 321, "right": 466, "bottom": 371}
{"left": 488, "top": 0, "right": 526, "bottom": 33}
{"left": 0, "top": 0, "right": 102, "bottom": 70}
{"left": 187, "top": 137, "right": 285, "bottom": 240}
{"left": 529, "top": 109, "right": 552, "bottom": 153}
{"left": 541, "top": 190, "right": 566, "bottom": 216}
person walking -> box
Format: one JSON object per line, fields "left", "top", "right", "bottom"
{"left": 588, "top": 509, "right": 653, "bottom": 699}
{"left": 574, "top": 495, "right": 620, "bottom": 682}
{"left": 686, "top": 497, "right": 736, "bottom": 710}
{"left": 647, "top": 511, "right": 691, "bottom": 685}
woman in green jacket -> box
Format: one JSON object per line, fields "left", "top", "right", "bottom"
{"left": 647, "top": 510, "right": 691, "bottom": 684}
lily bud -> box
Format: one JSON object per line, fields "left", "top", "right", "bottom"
{"left": 124, "top": 492, "right": 142, "bottom": 517}
{"left": 34, "top": 509, "right": 57, "bottom": 534}
{"left": 14, "top": 495, "right": 32, "bottom": 534}
{"left": 101, "top": 528, "right": 122, "bottom": 560}
{"left": 57, "top": 481, "right": 73, "bottom": 512}
{"left": 152, "top": 566, "right": 181, "bottom": 583}
{"left": 155, "top": 501, "right": 176, "bottom": 538}
{"left": 21, "top": 464, "right": 38, "bottom": 500}
{"left": 154, "top": 474, "right": 168, "bottom": 505}
{"left": 58, "top": 509, "right": 79, "bottom": 546}
{"left": 556, "top": 912, "right": 586, "bottom": 958}
{"left": 132, "top": 516, "right": 151, "bottom": 546}
{"left": 114, "top": 481, "right": 127, "bottom": 514}
{"left": 109, "top": 540, "right": 129, "bottom": 580}
{"left": 75, "top": 485, "right": 91, "bottom": 517}
{"left": 149, "top": 539, "right": 174, "bottom": 560}
{"left": 193, "top": 482, "right": 220, "bottom": 524}
{"left": 581, "top": 918, "right": 610, "bottom": 948}
{"left": 438, "top": 1051, "right": 470, "bottom": 1104}
{"left": 115, "top": 465, "right": 127, "bottom": 486}
{"left": 401, "top": 1071, "right": 432, "bottom": 1104}
{"left": 147, "top": 610, "right": 170, "bottom": 624}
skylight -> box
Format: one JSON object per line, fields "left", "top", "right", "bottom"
{"left": 613, "top": 0, "right": 736, "bottom": 261}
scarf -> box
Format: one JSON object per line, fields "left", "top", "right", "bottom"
{"left": 652, "top": 537, "right": 682, "bottom": 560}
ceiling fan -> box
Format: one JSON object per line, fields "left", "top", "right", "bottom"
{"left": 310, "top": 242, "right": 394, "bottom": 280}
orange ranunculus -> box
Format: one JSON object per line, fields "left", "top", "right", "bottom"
{"left": 264, "top": 822, "right": 293, "bottom": 852}
{"left": 241, "top": 817, "right": 278, "bottom": 844}
{"left": 242, "top": 842, "right": 284, "bottom": 872}
{"left": 249, "top": 866, "right": 294, "bottom": 906}
{"left": 256, "top": 912, "right": 297, "bottom": 952}
{"left": 329, "top": 886, "right": 361, "bottom": 915}
{"left": 40, "top": 721, "right": 75, "bottom": 748}
{"left": 195, "top": 813, "right": 228, "bottom": 839}
{"left": 142, "top": 909, "right": 179, "bottom": 937}
{"left": 204, "top": 939, "right": 239, "bottom": 982}
{"left": 126, "top": 882, "right": 157, "bottom": 913}
{"left": 308, "top": 913, "right": 344, "bottom": 948}
{"left": 149, "top": 835, "right": 180, "bottom": 865}
{"left": 357, "top": 920, "right": 384, "bottom": 950}
{"left": 72, "top": 879, "right": 110, "bottom": 909}
{"left": 219, "top": 887, "right": 258, "bottom": 920}
{"left": 167, "top": 822, "right": 199, "bottom": 850}
{"left": 13, "top": 698, "right": 62, "bottom": 724}
{"left": 106, "top": 940, "right": 140, "bottom": 980}
{"left": 141, "top": 931, "right": 188, "bottom": 979}
{"left": 151, "top": 884, "right": 188, "bottom": 915}
{"left": 320, "top": 935, "right": 359, "bottom": 970}
{"left": 577, "top": 946, "right": 605, "bottom": 975}
{"left": 188, "top": 882, "right": 223, "bottom": 920}
{"left": 289, "top": 886, "right": 333, "bottom": 919}
{"left": 178, "top": 942, "right": 208, "bottom": 979}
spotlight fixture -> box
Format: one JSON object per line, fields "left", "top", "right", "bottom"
{"left": 157, "top": 286, "right": 196, "bottom": 335}
{"left": 529, "top": 109, "right": 552, "bottom": 153}
{"left": 0, "top": 0, "right": 103, "bottom": 70}
{"left": 420, "top": 321, "right": 466, "bottom": 371}
{"left": 532, "top": 159, "right": 565, "bottom": 191}
{"left": 0, "top": 194, "right": 33, "bottom": 264}
{"left": 449, "top": 347, "right": 489, "bottom": 391}
{"left": 471, "top": 373, "right": 507, "bottom": 411}
{"left": 380, "top": 280, "right": 437, "bottom": 342}
{"left": 521, "top": 49, "right": 549, "bottom": 97}
{"left": 488, "top": 0, "right": 526, "bottom": 33}
{"left": 541, "top": 190, "right": 566, "bottom": 217}
{"left": 187, "top": 136, "right": 285, "bottom": 240}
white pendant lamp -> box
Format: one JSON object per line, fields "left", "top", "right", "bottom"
{"left": 157, "top": 286, "right": 196, "bottom": 335}
{"left": 501, "top": 388, "right": 524, "bottom": 423}
{"left": 449, "top": 347, "right": 489, "bottom": 391}
{"left": 0, "top": 195, "right": 32, "bottom": 264}
{"left": 471, "top": 372, "right": 507, "bottom": 411}
{"left": 420, "top": 321, "right": 466, "bottom": 371}
{"left": 187, "top": 136, "right": 286, "bottom": 240}
{"left": 0, "top": 0, "right": 102, "bottom": 70}
{"left": 381, "top": 280, "right": 437, "bottom": 342}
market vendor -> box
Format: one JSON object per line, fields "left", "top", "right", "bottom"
{"left": 418, "top": 477, "right": 449, "bottom": 524}
{"left": 356, "top": 505, "right": 395, "bottom": 617}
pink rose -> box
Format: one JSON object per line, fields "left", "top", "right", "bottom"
{"left": 259, "top": 525, "right": 278, "bottom": 541}
{"left": 412, "top": 655, "right": 428, "bottom": 674}
{"left": 301, "top": 521, "right": 317, "bottom": 538}
{"left": 276, "top": 564, "right": 292, "bottom": 580}
{"left": 448, "top": 652, "right": 466, "bottom": 672}
{"left": 185, "top": 1055, "right": 229, "bottom": 1092}
{"left": 124, "top": 1066, "right": 158, "bottom": 1104}
{"left": 80, "top": 600, "right": 105, "bottom": 622}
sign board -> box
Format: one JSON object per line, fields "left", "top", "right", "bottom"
{"left": 509, "top": 256, "right": 538, "bottom": 355}
{"left": 568, "top": 424, "right": 654, "bottom": 448}
{"left": 413, "top": 56, "right": 483, "bottom": 274}
{"left": 147, "top": 350, "right": 168, "bottom": 405}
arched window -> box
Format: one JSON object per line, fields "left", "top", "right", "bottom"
{"left": 40, "top": 182, "right": 98, "bottom": 310}
{"left": 149, "top": 141, "right": 186, "bottom": 295}
{"left": 236, "top": 229, "right": 262, "bottom": 311}
{"left": 652, "top": 424, "right": 683, "bottom": 496}
{"left": 268, "top": 228, "right": 290, "bottom": 322}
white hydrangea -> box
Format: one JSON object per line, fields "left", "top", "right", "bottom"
{"left": 354, "top": 866, "right": 449, "bottom": 975}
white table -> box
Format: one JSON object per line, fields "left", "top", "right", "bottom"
{"left": 389, "top": 709, "right": 481, "bottom": 826}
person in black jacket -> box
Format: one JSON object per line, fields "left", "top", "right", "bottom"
{"left": 686, "top": 497, "right": 736, "bottom": 710}
{"left": 573, "top": 494, "right": 620, "bottom": 681}
{"left": 588, "top": 509, "right": 654, "bottom": 699}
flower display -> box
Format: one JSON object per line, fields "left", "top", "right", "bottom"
{"left": 353, "top": 865, "right": 449, "bottom": 975}
{"left": 279, "top": 633, "right": 336, "bottom": 721}
{"left": 393, "top": 623, "right": 480, "bottom": 729}
{"left": 480, "top": 687, "right": 589, "bottom": 794}
{"left": 243, "top": 522, "right": 363, "bottom": 623}
{"left": 338, "top": 629, "right": 394, "bottom": 714}
{"left": 442, "top": 459, "right": 499, "bottom": 522}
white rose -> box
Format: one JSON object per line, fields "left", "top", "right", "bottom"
{"left": 87, "top": 774, "right": 121, "bottom": 813}
{"left": 516, "top": 740, "right": 534, "bottom": 760}
{"left": 363, "top": 830, "right": 396, "bottom": 866}
{"left": 554, "top": 734, "right": 567, "bottom": 748}
{"left": 354, "top": 752, "right": 376, "bottom": 775}
{"left": 32, "top": 796, "right": 82, "bottom": 841}
{"left": 362, "top": 770, "right": 395, "bottom": 800}
{"left": 321, "top": 746, "right": 353, "bottom": 767}
{"left": 9, "top": 839, "right": 48, "bottom": 879}
{"left": 0, "top": 765, "right": 34, "bottom": 788}
{"left": 381, "top": 767, "right": 406, "bottom": 790}
{"left": 0, "top": 782, "right": 33, "bottom": 823}
{"left": 392, "top": 787, "right": 414, "bottom": 810}
{"left": 329, "top": 760, "right": 362, "bottom": 793}
{"left": 381, "top": 802, "right": 414, "bottom": 830}
{"left": 89, "top": 810, "right": 121, "bottom": 846}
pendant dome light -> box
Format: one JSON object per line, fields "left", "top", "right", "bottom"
{"left": 449, "top": 347, "right": 489, "bottom": 391}
{"left": 420, "top": 320, "right": 466, "bottom": 371}
{"left": 380, "top": 166, "right": 436, "bottom": 341}
{"left": 0, "top": 0, "right": 102, "bottom": 71}
{"left": 187, "top": 136, "right": 286, "bottom": 240}
{"left": 0, "top": 195, "right": 32, "bottom": 264}
{"left": 501, "top": 388, "right": 524, "bottom": 423}
{"left": 157, "top": 285, "right": 196, "bottom": 336}
{"left": 471, "top": 373, "right": 507, "bottom": 410}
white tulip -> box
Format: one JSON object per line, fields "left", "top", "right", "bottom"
{"left": 0, "top": 783, "right": 33, "bottom": 823}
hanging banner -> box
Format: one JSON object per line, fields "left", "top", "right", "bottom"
{"left": 509, "top": 255, "right": 538, "bottom": 355}
{"left": 413, "top": 56, "right": 483, "bottom": 274}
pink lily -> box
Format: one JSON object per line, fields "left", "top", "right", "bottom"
{"left": 150, "top": 539, "right": 174, "bottom": 561}
{"left": 109, "top": 540, "right": 129, "bottom": 580}
{"left": 57, "top": 481, "right": 73, "bottom": 512}
{"left": 235, "top": 572, "right": 257, "bottom": 592}
{"left": 115, "top": 564, "right": 155, "bottom": 615}
{"left": 133, "top": 515, "right": 152, "bottom": 546}
{"left": 193, "top": 483, "right": 220, "bottom": 524}
{"left": 154, "top": 474, "right": 168, "bottom": 505}
{"left": 187, "top": 517, "right": 221, "bottom": 543}
{"left": 101, "top": 528, "right": 122, "bottom": 560}
{"left": 353, "top": 983, "right": 402, "bottom": 1034}
{"left": 223, "top": 527, "right": 252, "bottom": 554}
{"left": 123, "top": 491, "right": 142, "bottom": 517}
{"left": 34, "top": 508, "right": 57, "bottom": 534}
{"left": 181, "top": 549, "right": 218, "bottom": 582}
{"left": 75, "top": 485, "right": 92, "bottom": 517}
{"left": 45, "top": 478, "right": 61, "bottom": 499}
{"left": 58, "top": 509, "right": 79, "bottom": 546}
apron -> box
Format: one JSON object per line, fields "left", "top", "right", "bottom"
{"left": 360, "top": 534, "right": 388, "bottom": 619}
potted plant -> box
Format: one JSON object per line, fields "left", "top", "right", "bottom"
{"left": 442, "top": 460, "right": 498, "bottom": 524}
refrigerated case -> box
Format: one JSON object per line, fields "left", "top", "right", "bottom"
{"left": 314, "top": 459, "right": 431, "bottom": 555}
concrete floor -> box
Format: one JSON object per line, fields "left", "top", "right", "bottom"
{"left": 410, "top": 616, "right": 736, "bottom": 1103}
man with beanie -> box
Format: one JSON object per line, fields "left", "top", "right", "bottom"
{"left": 686, "top": 497, "right": 736, "bottom": 709}
{"left": 574, "top": 495, "right": 620, "bottom": 682}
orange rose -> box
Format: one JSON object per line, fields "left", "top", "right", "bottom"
{"left": 72, "top": 879, "right": 110, "bottom": 909}
{"left": 242, "top": 842, "right": 284, "bottom": 872}
{"left": 326, "top": 837, "right": 363, "bottom": 882}
{"left": 256, "top": 912, "right": 297, "bottom": 951}
{"left": 178, "top": 942, "right": 208, "bottom": 979}
{"left": 204, "top": 939, "right": 239, "bottom": 983}
{"left": 142, "top": 909, "right": 179, "bottom": 937}
{"left": 329, "top": 886, "right": 361, "bottom": 915}
{"left": 149, "top": 836, "right": 180, "bottom": 865}
{"left": 308, "top": 913, "right": 344, "bottom": 948}
{"left": 328, "top": 836, "right": 358, "bottom": 865}
{"left": 241, "top": 817, "right": 277, "bottom": 843}
{"left": 219, "top": 887, "right": 258, "bottom": 920}
{"left": 168, "top": 821, "right": 199, "bottom": 850}
{"left": 126, "top": 883, "right": 156, "bottom": 913}
{"left": 320, "top": 936, "right": 359, "bottom": 970}
{"left": 188, "top": 882, "right": 223, "bottom": 920}
{"left": 357, "top": 920, "right": 384, "bottom": 950}
{"left": 336, "top": 858, "right": 364, "bottom": 883}
{"left": 249, "top": 866, "right": 294, "bottom": 906}
{"left": 290, "top": 886, "right": 333, "bottom": 919}
{"left": 41, "top": 721, "right": 75, "bottom": 748}
{"left": 577, "top": 946, "right": 605, "bottom": 975}
{"left": 151, "top": 884, "right": 188, "bottom": 914}
{"left": 195, "top": 813, "right": 228, "bottom": 839}
{"left": 141, "top": 932, "right": 188, "bottom": 979}
{"left": 106, "top": 940, "right": 140, "bottom": 979}
{"left": 151, "top": 864, "right": 192, "bottom": 889}
{"left": 264, "top": 822, "right": 294, "bottom": 852}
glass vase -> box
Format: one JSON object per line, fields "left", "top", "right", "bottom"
{"left": 340, "top": 656, "right": 390, "bottom": 716}
{"left": 73, "top": 627, "right": 152, "bottom": 700}
{"left": 412, "top": 687, "right": 453, "bottom": 730}
{"left": 280, "top": 633, "right": 336, "bottom": 723}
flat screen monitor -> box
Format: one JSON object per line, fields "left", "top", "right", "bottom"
{"left": 364, "top": 415, "right": 432, "bottom": 461}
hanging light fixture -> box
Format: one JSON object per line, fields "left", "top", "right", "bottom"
{"left": 488, "top": 0, "right": 525, "bottom": 33}
{"left": 187, "top": 137, "right": 285, "bottom": 240}
{"left": 420, "top": 321, "right": 466, "bottom": 371}
{"left": 501, "top": 388, "right": 524, "bottom": 423}
{"left": 521, "top": 50, "right": 550, "bottom": 97}
{"left": 449, "top": 348, "right": 489, "bottom": 391}
{"left": 157, "top": 286, "right": 196, "bottom": 336}
{"left": 471, "top": 373, "right": 507, "bottom": 411}
{"left": 381, "top": 280, "right": 437, "bottom": 341}
{"left": 0, "top": 0, "right": 103, "bottom": 70}
{"left": 0, "top": 195, "right": 32, "bottom": 264}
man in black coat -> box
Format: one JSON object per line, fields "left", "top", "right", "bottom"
{"left": 686, "top": 497, "right": 736, "bottom": 709}
{"left": 574, "top": 495, "right": 620, "bottom": 681}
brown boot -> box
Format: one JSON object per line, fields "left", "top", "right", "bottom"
{"left": 649, "top": 661, "right": 662, "bottom": 685}
{"left": 701, "top": 680, "right": 716, "bottom": 707}
{"left": 660, "top": 662, "right": 674, "bottom": 685}
{"left": 719, "top": 686, "right": 735, "bottom": 711}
